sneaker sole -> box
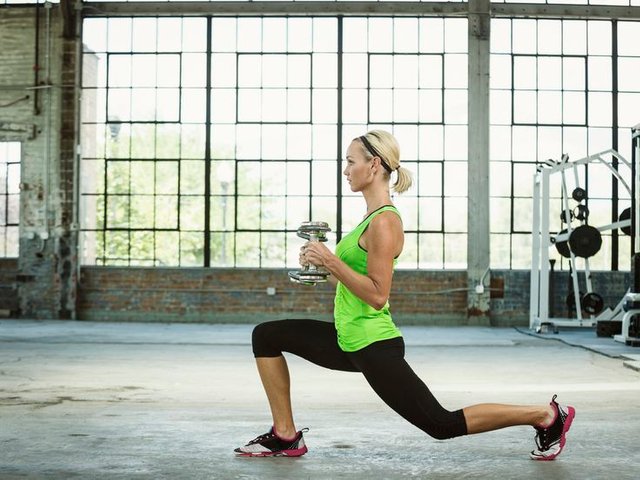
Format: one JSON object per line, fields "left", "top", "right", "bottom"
{"left": 234, "top": 446, "right": 308, "bottom": 458}
{"left": 530, "top": 406, "right": 575, "bottom": 461}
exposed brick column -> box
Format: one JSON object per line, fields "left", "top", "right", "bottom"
{"left": 57, "top": 34, "right": 79, "bottom": 319}
{"left": 0, "top": 6, "right": 79, "bottom": 319}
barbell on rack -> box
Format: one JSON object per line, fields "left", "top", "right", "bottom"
{"left": 565, "top": 291, "right": 605, "bottom": 315}
{"left": 554, "top": 224, "right": 603, "bottom": 259}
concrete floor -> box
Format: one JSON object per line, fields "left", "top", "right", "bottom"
{"left": 1, "top": 320, "right": 639, "bottom": 480}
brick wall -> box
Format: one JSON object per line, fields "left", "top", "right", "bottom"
{"left": 0, "top": 6, "right": 78, "bottom": 318}
{"left": 78, "top": 267, "right": 631, "bottom": 326}
{"left": 489, "top": 269, "right": 630, "bottom": 326}
{"left": 0, "top": 258, "right": 19, "bottom": 316}
{"left": 78, "top": 267, "right": 470, "bottom": 324}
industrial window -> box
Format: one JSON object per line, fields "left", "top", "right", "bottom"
{"left": 340, "top": 17, "right": 468, "bottom": 270}
{"left": 489, "top": 18, "right": 640, "bottom": 270}
{"left": 80, "top": 16, "right": 468, "bottom": 269}
{"left": 0, "top": 142, "right": 20, "bottom": 258}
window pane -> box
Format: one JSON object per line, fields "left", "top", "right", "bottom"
{"left": 491, "top": 234, "right": 511, "bottom": 268}
{"left": 237, "top": 196, "right": 261, "bottom": 230}
{"left": 444, "top": 233, "right": 467, "bottom": 269}
{"left": 155, "top": 196, "right": 178, "bottom": 229}
{"left": 261, "top": 232, "right": 286, "bottom": 267}
{"left": 180, "top": 196, "right": 205, "bottom": 231}
{"left": 0, "top": 143, "right": 21, "bottom": 257}
{"left": 419, "top": 197, "right": 442, "bottom": 231}
{"left": 180, "top": 231, "right": 203, "bottom": 266}
{"left": 418, "top": 233, "right": 443, "bottom": 269}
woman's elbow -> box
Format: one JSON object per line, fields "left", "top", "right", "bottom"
{"left": 369, "top": 295, "right": 389, "bottom": 311}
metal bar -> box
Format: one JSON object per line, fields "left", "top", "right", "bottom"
{"left": 204, "top": 17, "right": 212, "bottom": 267}
{"left": 82, "top": 2, "right": 640, "bottom": 20}
{"left": 634, "top": 126, "right": 640, "bottom": 254}
{"left": 491, "top": 4, "right": 640, "bottom": 20}
{"left": 584, "top": 257, "right": 593, "bottom": 293}
{"left": 546, "top": 149, "right": 630, "bottom": 173}
{"left": 83, "top": 2, "right": 469, "bottom": 17}
{"left": 336, "top": 17, "right": 343, "bottom": 243}
{"left": 555, "top": 220, "right": 630, "bottom": 243}
{"left": 540, "top": 168, "right": 550, "bottom": 323}
{"left": 530, "top": 171, "right": 541, "bottom": 329}
{"left": 612, "top": 21, "right": 619, "bottom": 270}
{"left": 561, "top": 168, "right": 583, "bottom": 321}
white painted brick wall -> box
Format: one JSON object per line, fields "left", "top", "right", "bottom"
{"left": 0, "top": 7, "right": 64, "bottom": 235}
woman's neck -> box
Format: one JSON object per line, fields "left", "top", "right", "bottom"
{"left": 363, "top": 189, "right": 392, "bottom": 218}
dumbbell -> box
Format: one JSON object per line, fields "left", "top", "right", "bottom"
{"left": 288, "top": 221, "right": 332, "bottom": 285}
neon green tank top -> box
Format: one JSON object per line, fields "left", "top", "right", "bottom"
{"left": 334, "top": 205, "right": 403, "bottom": 352}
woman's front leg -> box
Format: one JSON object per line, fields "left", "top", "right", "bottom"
{"left": 256, "top": 356, "right": 297, "bottom": 439}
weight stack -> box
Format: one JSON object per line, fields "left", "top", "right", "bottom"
{"left": 628, "top": 253, "right": 640, "bottom": 345}
{"left": 633, "top": 253, "right": 640, "bottom": 293}
{"left": 597, "top": 320, "right": 622, "bottom": 337}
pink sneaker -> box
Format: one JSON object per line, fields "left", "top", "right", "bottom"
{"left": 530, "top": 395, "right": 575, "bottom": 461}
{"left": 234, "top": 427, "right": 309, "bottom": 457}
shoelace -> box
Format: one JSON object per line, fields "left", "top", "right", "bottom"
{"left": 534, "top": 427, "right": 553, "bottom": 450}
{"left": 534, "top": 403, "right": 568, "bottom": 451}
{"left": 247, "top": 427, "right": 308, "bottom": 446}
{"left": 247, "top": 431, "right": 277, "bottom": 445}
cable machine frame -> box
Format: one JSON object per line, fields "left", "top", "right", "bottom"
{"left": 530, "top": 148, "right": 633, "bottom": 331}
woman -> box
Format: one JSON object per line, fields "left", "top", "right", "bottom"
{"left": 234, "top": 130, "right": 575, "bottom": 460}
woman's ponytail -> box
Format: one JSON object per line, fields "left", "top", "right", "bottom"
{"left": 393, "top": 165, "right": 413, "bottom": 194}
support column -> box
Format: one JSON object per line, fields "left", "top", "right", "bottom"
{"left": 467, "top": 0, "right": 491, "bottom": 324}
{"left": 57, "top": 3, "right": 81, "bottom": 319}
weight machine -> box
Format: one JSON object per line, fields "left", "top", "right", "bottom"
{"left": 530, "top": 148, "right": 633, "bottom": 332}
{"left": 613, "top": 125, "right": 640, "bottom": 346}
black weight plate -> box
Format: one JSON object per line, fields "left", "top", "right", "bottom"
{"left": 568, "top": 225, "right": 602, "bottom": 258}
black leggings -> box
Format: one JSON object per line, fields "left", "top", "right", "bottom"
{"left": 252, "top": 319, "right": 468, "bottom": 440}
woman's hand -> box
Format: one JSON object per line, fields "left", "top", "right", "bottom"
{"left": 301, "top": 241, "right": 333, "bottom": 269}
{"left": 298, "top": 245, "right": 310, "bottom": 267}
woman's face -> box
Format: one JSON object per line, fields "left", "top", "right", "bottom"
{"left": 344, "top": 140, "right": 372, "bottom": 192}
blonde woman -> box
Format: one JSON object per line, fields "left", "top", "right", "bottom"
{"left": 234, "top": 130, "right": 574, "bottom": 460}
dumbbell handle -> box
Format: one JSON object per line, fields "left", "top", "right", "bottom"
{"left": 305, "top": 234, "right": 321, "bottom": 272}
{"left": 289, "top": 221, "right": 331, "bottom": 285}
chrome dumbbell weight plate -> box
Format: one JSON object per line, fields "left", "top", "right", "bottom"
{"left": 288, "top": 221, "right": 332, "bottom": 285}
{"left": 296, "top": 221, "right": 331, "bottom": 241}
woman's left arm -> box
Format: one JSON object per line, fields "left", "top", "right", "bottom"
{"left": 304, "top": 212, "right": 403, "bottom": 310}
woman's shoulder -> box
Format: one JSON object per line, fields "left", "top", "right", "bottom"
{"left": 369, "top": 208, "right": 403, "bottom": 230}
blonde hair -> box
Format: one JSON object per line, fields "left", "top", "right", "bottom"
{"left": 357, "top": 130, "right": 413, "bottom": 194}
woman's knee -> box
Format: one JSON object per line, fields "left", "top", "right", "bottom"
{"left": 420, "top": 410, "right": 468, "bottom": 440}
{"left": 252, "top": 321, "right": 282, "bottom": 357}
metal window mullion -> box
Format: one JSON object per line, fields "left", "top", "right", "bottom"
{"left": 284, "top": 24, "right": 294, "bottom": 264}
{"left": 2, "top": 160, "right": 6, "bottom": 233}
{"left": 440, "top": 45, "right": 445, "bottom": 264}
{"left": 440, "top": 53, "right": 445, "bottom": 127}
{"left": 336, "top": 16, "right": 343, "bottom": 243}
{"left": 233, "top": 45, "right": 240, "bottom": 265}
{"left": 127, "top": 163, "right": 132, "bottom": 267}
{"left": 126, "top": 41, "right": 133, "bottom": 265}
{"left": 509, "top": 162, "right": 516, "bottom": 265}
{"left": 204, "top": 16, "right": 213, "bottom": 267}
{"left": 366, "top": 50, "right": 371, "bottom": 127}
{"left": 612, "top": 20, "right": 620, "bottom": 268}
{"left": 152, "top": 53, "right": 160, "bottom": 267}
